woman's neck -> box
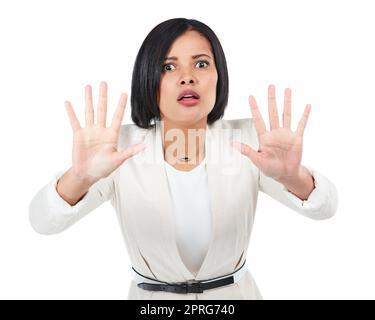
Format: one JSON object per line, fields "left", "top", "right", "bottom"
{"left": 161, "top": 118, "right": 207, "bottom": 165}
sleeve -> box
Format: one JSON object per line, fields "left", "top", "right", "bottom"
{"left": 29, "top": 168, "right": 117, "bottom": 235}
{"left": 259, "top": 165, "right": 338, "bottom": 220}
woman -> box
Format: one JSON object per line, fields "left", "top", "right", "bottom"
{"left": 29, "top": 18, "right": 338, "bottom": 300}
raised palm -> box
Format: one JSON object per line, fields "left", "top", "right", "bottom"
{"left": 232, "top": 85, "right": 311, "bottom": 183}
{"left": 65, "top": 82, "right": 145, "bottom": 182}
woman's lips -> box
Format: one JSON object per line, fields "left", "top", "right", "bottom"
{"left": 178, "top": 97, "right": 200, "bottom": 106}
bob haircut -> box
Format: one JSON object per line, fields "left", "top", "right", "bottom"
{"left": 130, "top": 18, "right": 229, "bottom": 129}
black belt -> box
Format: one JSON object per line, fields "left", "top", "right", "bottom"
{"left": 133, "top": 260, "right": 246, "bottom": 294}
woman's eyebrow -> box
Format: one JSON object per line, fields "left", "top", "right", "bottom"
{"left": 164, "top": 53, "right": 212, "bottom": 61}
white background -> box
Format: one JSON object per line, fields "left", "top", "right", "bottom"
{"left": 0, "top": 0, "right": 373, "bottom": 299}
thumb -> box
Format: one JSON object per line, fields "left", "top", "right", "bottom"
{"left": 231, "top": 141, "right": 261, "bottom": 168}
{"left": 117, "top": 143, "right": 146, "bottom": 164}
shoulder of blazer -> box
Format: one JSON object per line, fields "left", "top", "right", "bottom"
{"left": 218, "top": 118, "right": 255, "bottom": 141}
{"left": 220, "top": 117, "right": 258, "bottom": 149}
{"left": 219, "top": 117, "right": 254, "bottom": 130}
{"left": 117, "top": 123, "right": 149, "bottom": 151}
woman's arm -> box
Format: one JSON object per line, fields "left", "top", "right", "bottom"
{"left": 29, "top": 168, "right": 117, "bottom": 235}
{"left": 277, "top": 165, "right": 315, "bottom": 201}
{"left": 259, "top": 166, "right": 338, "bottom": 220}
{"left": 56, "top": 167, "right": 97, "bottom": 206}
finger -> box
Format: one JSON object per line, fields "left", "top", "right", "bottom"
{"left": 85, "top": 85, "right": 94, "bottom": 126}
{"left": 231, "top": 141, "right": 261, "bottom": 168}
{"left": 97, "top": 81, "right": 108, "bottom": 127}
{"left": 296, "top": 104, "right": 311, "bottom": 137}
{"left": 268, "top": 84, "right": 280, "bottom": 130}
{"left": 283, "top": 88, "right": 292, "bottom": 129}
{"left": 64, "top": 101, "right": 81, "bottom": 131}
{"left": 249, "top": 95, "right": 267, "bottom": 136}
{"left": 115, "top": 143, "right": 146, "bottom": 164}
{"left": 110, "top": 93, "right": 127, "bottom": 133}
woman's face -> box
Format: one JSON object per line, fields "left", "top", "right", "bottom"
{"left": 158, "top": 30, "right": 218, "bottom": 126}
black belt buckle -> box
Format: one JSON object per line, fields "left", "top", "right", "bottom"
{"left": 184, "top": 280, "right": 204, "bottom": 294}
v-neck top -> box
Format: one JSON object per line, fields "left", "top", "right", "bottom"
{"left": 163, "top": 157, "right": 212, "bottom": 276}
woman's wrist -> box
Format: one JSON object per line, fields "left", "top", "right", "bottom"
{"left": 56, "top": 168, "right": 97, "bottom": 206}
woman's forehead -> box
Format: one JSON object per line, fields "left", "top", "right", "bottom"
{"left": 166, "top": 33, "right": 213, "bottom": 60}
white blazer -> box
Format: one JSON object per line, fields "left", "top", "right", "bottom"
{"left": 29, "top": 118, "right": 338, "bottom": 300}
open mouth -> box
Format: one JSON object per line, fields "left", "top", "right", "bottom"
{"left": 178, "top": 95, "right": 200, "bottom": 101}
{"left": 178, "top": 96, "right": 200, "bottom": 106}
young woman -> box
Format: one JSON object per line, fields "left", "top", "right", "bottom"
{"left": 29, "top": 18, "right": 338, "bottom": 300}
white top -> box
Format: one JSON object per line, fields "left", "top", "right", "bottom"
{"left": 164, "top": 157, "right": 212, "bottom": 276}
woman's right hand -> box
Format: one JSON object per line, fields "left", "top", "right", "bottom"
{"left": 64, "top": 81, "right": 146, "bottom": 184}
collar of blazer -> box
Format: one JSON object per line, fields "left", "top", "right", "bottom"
{"left": 119, "top": 119, "right": 253, "bottom": 282}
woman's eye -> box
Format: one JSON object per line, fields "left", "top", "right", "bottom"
{"left": 196, "top": 60, "right": 210, "bottom": 68}
{"left": 162, "top": 64, "right": 175, "bottom": 72}
{"left": 162, "top": 60, "right": 210, "bottom": 72}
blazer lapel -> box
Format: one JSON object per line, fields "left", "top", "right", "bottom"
{"left": 195, "top": 120, "right": 244, "bottom": 281}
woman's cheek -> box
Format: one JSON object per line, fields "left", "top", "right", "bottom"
{"left": 206, "top": 75, "right": 218, "bottom": 102}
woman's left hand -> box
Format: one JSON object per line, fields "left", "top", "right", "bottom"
{"left": 231, "top": 84, "right": 311, "bottom": 184}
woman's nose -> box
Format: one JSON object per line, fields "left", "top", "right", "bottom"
{"left": 180, "top": 78, "right": 195, "bottom": 85}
